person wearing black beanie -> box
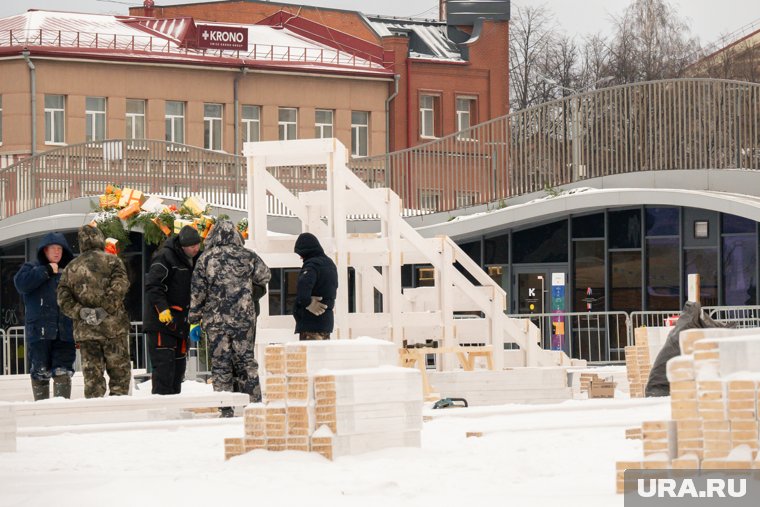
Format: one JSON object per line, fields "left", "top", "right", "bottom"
{"left": 178, "top": 225, "right": 201, "bottom": 247}
{"left": 143, "top": 225, "right": 201, "bottom": 394}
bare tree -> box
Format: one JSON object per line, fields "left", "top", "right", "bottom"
{"left": 607, "top": 0, "right": 698, "bottom": 83}
{"left": 577, "top": 34, "right": 611, "bottom": 90}
{"left": 540, "top": 33, "right": 583, "bottom": 98}
{"left": 509, "top": 4, "right": 557, "bottom": 110}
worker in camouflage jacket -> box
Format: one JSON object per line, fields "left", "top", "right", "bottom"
{"left": 57, "top": 225, "right": 132, "bottom": 398}
{"left": 189, "top": 220, "right": 270, "bottom": 413}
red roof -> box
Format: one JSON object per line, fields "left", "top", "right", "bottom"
{"left": 0, "top": 9, "right": 393, "bottom": 77}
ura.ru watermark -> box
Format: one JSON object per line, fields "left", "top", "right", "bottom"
{"left": 625, "top": 470, "right": 760, "bottom": 506}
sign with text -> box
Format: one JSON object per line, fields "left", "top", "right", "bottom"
{"left": 625, "top": 469, "right": 760, "bottom": 506}
{"left": 550, "top": 272, "right": 565, "bottom": 351}
{"left": 197, "top": 24, "right": 248, "bottom": 51}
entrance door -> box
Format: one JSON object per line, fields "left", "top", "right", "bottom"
{"left": 512, "top": 266, "right": 569, "bottom": 352}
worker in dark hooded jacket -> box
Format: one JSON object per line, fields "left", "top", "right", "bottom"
{"left": 144, "top": 225, "right": 201, "bottom": 395}
{"left": 57, "top": 225, "right": 132, "bottom": 398}
{"left": 14, "top": 232, "right": 76, "bottom": 400}
{"left": 293, "top": 232, "right": 338, "bottom": 340}
{"left": 189, "top": 220, "right": 270, "bottom": 413}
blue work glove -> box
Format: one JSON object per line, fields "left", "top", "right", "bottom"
{"left": 189, "top": 323, "right": 202, "bottom": 343}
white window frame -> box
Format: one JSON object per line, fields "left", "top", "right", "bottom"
{"left": 315, "top": 109, "right": 334, "bottom": 139}
{"left": 242, "top": 105, "right": 260, "bottom": 145}
{"left": 165, "top": 101, "right": 185, "bottom": 145}
{"left": 456, "top": 96, "right": 477, "bottom": 140}
{"left": 204, "top": 103, "right": 223, "bottom": 151}
{"left": 278, "top": 107, "right": 298, "bottom": 140}
{"left": 126, "top": 99, "right": 146, "bottom": 145}
{"left": 85, "top": 97, "right": 107, "bottom": 142}
{"left": 420, "top": 94, "right": 437, "bottom": 139}
{"left": 351, "top": 111, "right": 369, "bottom": 157}
{"left": 44, "top": 94, "right": 66, "bottom": 145}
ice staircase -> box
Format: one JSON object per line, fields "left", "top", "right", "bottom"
{"left": 245, "top": 139, "right": 570, "bottom": 370}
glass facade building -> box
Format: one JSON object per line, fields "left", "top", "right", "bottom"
{"left": 1, "top": 205, "right": 758, "bottom": 368}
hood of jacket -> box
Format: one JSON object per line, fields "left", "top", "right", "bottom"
{"left": 78, "top": 225, "right": 105, "bottom": 253}
{"left": 36, "top": 232, "right": 74, "bottom": 268}
{"left": 204, "top": 220, "right": 242, "bottom": 249}
{"left": 294, "top": 232, "right": 325, "bottom": 259}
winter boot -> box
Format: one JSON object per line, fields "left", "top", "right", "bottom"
{"left": 219, "top": 407, "right": 235, "bottom": 418}
{"left": 31, "top": 379, "right": 50, "bottom": 401}
{"left": 53, "top": 374, "right": 72, "bottom": 399}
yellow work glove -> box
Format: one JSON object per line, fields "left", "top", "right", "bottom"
{"left": 158, "top": 309, "right": 173, "bottom": 324}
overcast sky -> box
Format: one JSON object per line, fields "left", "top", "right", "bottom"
{"left": 2, "top": 0, "right": 759, "bottom": 48}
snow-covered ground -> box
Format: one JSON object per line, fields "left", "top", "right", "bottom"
{"left": 0, "top": 381, "right": 669, "bottom": 507}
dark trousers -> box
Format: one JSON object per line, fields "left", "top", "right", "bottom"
{"left": 299, "top": 331, "right": 330, "bottom": 341}
{"left": 28, "top": 339, "right": 77, "bottom": 381}
{"left": 147, "top": 331, "right": 187, "bottom": 395}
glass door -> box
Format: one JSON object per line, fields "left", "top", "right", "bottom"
{"left": 513, "top": 266, "right": 569, "bottom": 352}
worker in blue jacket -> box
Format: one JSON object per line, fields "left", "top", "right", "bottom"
{"left": 14, "top": 232, "right": 76, "bottom": 400}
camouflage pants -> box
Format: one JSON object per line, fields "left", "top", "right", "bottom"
{"left": 299, "top": 332, "right": 330, "bottom": 341}
{"left": 207, "top": 325, "right": 260, "bottom": 402}
{"left": 79, "top": 337, "right": 131, "bottom": 398}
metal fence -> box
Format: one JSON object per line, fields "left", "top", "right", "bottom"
{"left": 4, "top": 306, "right": 760, "bottom": 372}
{"left": 1, "top": 28, "right": 385, "bottom": 69}
{"left": 3, "top": 78, "right": 760, "bottom": 221}
{"left": 508, "top": 311, "right": 630, "bottom": 364}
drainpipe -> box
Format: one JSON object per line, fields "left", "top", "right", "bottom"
{"left": 406, "top": 57, "right": 413, "bottom": 149}
{"left": 233, "top": 66, "right": 248, "bottom": 202}
{"left": 385, "top": 74, "right": 400, "bottom": 186}
{"left": 22, "top": 49, "right": 36, "bottom": 156}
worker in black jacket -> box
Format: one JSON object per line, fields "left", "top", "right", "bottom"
{"left": 293, "top": 232, "right": 337, "bottom": 340}
{"left": 144, "top": 226, "right": 201, "bottom": 394}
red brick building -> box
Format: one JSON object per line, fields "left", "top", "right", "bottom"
{"left": 130, "top": 0, "right": 511, "bottom": 152}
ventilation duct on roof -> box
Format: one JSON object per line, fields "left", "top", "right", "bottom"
{"left": 445, "top": 0, "right": 511, "bottom": 26}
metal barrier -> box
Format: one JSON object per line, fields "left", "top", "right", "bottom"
{"left": 3, "top": 79, "right": 760, "bottom": 221}
{"left": 704, "top": 305, "right": 760, "bottom": 328}
{"left": 0, "top": 322, "right": 213, "bottom": 379}
{"left": 1, "top": 326, "right": 27, "bottom": 375}
{"left": 3, "top": 305, "right": 759, "bottom": 372}
{"left": 507, "top": 310, "right": 629, "bottom": 364}
{"left": 629, "top": 311, "right": 682, "bottom": 332}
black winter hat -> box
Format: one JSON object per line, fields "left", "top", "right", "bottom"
{"left": 178, "top": 225, "right": 201, "bottom": 246}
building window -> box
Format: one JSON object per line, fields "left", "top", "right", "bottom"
{"left": 315, "top": 109, "right": 333, "bottom": 138}
{"left": 351, "top": 111, "right": 369, "bottom": 157}
{"left": 85, "top": 97, "right": 106, "bottom": 142}
{"left": 420, "top": 94, "right": 439, "bottom": 138}
{"left": 126, "top": 99, "right": 145, "bottom": 140}
{"left": 242, "top": 105, "right": 260, "bottom": 145}
{"left": 0, "top": 94, "right": 3, "bottom": 145}
{"left": 44, "top": 94, "right": 65, "bottom": 145}
{"left": 165, "top": 101, "right": 185, "bottom": 144}
{"left": 456, "top": 97, "right": 477, "bottom": 138}
{"left": 278, "top": 107, "right": 297, "bottom": 140}
{"left": 204, "top": 103, "right": 223, "bottom": 151}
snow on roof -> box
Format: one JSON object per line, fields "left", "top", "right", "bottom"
{"left": 0, "top": 10, "right": 390, "bottom": 75}
{"left": 368, "top": 16, "right": 463, "bottom": 62}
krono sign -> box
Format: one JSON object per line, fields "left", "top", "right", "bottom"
{"left": 196, "top": 24, "right": 248, "bottom": 50}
